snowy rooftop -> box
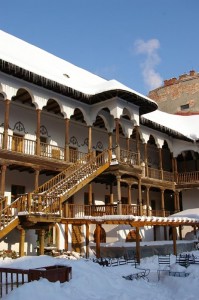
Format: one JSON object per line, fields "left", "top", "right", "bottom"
{"left": 1, "top": 30, "right": 199, "bottom": 141}
{"left": 142, "top": 109, "right": 199, "bottom": 141}
{"left": 0, "top": 29, "right": 154, "bottom": 104}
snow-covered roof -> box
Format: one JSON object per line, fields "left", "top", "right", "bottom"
{"left": 142, "top": 109, "right": 199, "bottom": 141}
{"left": 0, "top": 30, "right": 157, "bottom": 114}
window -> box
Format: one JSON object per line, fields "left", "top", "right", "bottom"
{"left": 11, "top": 185, "right": 25, "bottom": 202}
{"left": 180, "top": 103, "right": 189, "bottom": 111}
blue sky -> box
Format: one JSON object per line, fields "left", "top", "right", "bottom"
{"left": 0, "top": 0, "right": 199, "bottom": 95}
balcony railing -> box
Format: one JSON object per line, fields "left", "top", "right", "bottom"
{"left": 120, "top": 149, "right": 138, "bottom": 165}
{"left": 0, "top": 133, "right": 86, "bottom": 163}
{"left": 64, "top": 204, "right": 171, "bottom": 218}
{"left": 177, "top": 171, "right": 199, "bottom": 184}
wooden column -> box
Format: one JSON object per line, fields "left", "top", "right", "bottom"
{"left": 161, "top": 189, "right": 165, "bottom": 217}
{"left": 172, "top": 226, "right": 177, "bottom": 255}
{"left": 135, "top": 227, "right": 140, "bottom": 263}
{"left": 38, "top": 229, "right": 45, "bottom": 255}
{"left": 0, "top": 165, "right": 7, "bottom": 196}
{"left": 36, "top": 109, "right": 41, "bottom": 155}
{"left": 34, "top": 169, "right": 40, "bottom": 190}
{"left": 88, "top": 125, "right": 92, "bottom": 153}
{"left": 86, "top": 223, "right": 90, "bottom": 258}
{"left": 108, "top": 132, "right": 113, "bottom": 163}
{"left": 115, "top": 118, "right": 120, "bottom": 146}
{"left": 179, "top": 225, "right": 182, "bottom": 240}
{"left": 95, "top": 224, "right": 101, "bottom": 258}
{"left": 65, "top": 223, "right": 68, "bottom": 251}
{"left": 173, "top": 157, "right": 178, "bottom": 182}
{"left": 65, "top": 118, "right": 70, "bottom": 161}
{"left": 116, "top": 175, "right": 122, "bottom": 214}
{"left": 175, "top": 191, "right": 180, "bottom": 211}
{"left": 88, "top": 183, "right": 93, "bottom": 205}
{"left": 135, "top": 126, "right": 140, "bottom": 165}
{"left": 19, "top": 228, "right": 25, "bottom": 257}
{"left": 144, "top": 143, "right": 148, "bottom": 177}
{"left": 126, "top": 137, "right": 130, "bottom": 152}
{"left": 115, "top": 118, "right": 120, "bottom": 160}
{"left": 110, "top": 183, "right": 114, "bottom": 204}
{"left": 146, "top": 186, "right": 150, "bottom": 216}
{"left": 3, "top": 99, "right": 10, "bottom": 150}
{"left": 159, "top": 148, "right": 163, "bottom": 180}
{"left": 138, "top": 178, "right": 142, "bottom": 215}
{"left": 128, "top": 184, "right": 131, "bottom": 205}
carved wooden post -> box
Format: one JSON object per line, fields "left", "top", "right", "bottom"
{"left": 138, "top": 178, "right": 142, "bottom": 215}
{"left": 86, "top": 223, "right": 90, "bottom": 258}
{"left": 0, "top": 165, "right": 7, "bottom": 196}
{"left": 146, "top": 186, "right": 150, "bottom": 216}
{"left": 65, "top": 223, "right": 68, "bottom": 251}
{"left": 95, "top": 223, "right": 101, "bottom": 258}
{"left": 135, "top": 126, "right": 140, "bottom": 165}
{"left": 88, "top": 125, "right": 92, "bottom": 153}
{"left": 3, "top": 99, "right": 10, "bottom": 150}
{"left": 65, "top": 118, "right": 70, "bottom": 161}
{"left": 117, "top": 175, "right": 122, "bottom": 214}
{"left": 38, "top": 229, "right": 45, "bottom": 255}
{"left": 135, "top": 227, "right": 140, "bottom": 263}
{"left": 36, "top": 109, "right": 41, "bottom": 155}
{"left": 161, "top": 189, "right": 165, "bottom": 217}
{"left": 19, "top": 228, "right": 25, "bottom": 257}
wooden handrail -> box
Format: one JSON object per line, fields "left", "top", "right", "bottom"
{"left": 177, "top": 171, "right": 199, "bottom": 183}
{"left": 65, "top": 204, "right": 171, "bottom": 218}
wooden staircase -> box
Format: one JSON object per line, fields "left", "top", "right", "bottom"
{"left": 0, "top": 149, "right": 111, "bottom": 239}
{"left": 0, "top": 196, "right": 19, "bottom": 239}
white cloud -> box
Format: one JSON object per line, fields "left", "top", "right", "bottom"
{"left": 134, "top": 39, "right": 163, "bottom": 90}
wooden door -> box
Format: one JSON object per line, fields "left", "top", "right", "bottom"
{"left": 72, "top": 225, "right": 82, "bottom": 253}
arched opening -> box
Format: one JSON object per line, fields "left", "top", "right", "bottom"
{"left": 43, "top": 98, "right": 63, "bottom": 117}
{"left": 12, "top": 88, "right": 34, "bottom": 107}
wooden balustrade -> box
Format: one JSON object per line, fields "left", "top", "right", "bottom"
{"left": 120, "top": 148, "right": 138, "bottom": 165}
{"left": 148, "top": 167, "right": 162, "bottom": 180}
{"left": 177, "top": 171, "right": 199, "bottom": 183}
{"left": 66, "top": 204, "right": 170, "bottom": 218}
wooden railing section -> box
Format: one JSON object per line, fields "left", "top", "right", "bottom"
{"left": 0, "top": 133, "right": 86, "bottom": 162}
{"left": 120, "top": 149, "right": 138, "bottom": 165}
{"left": 0, "top": 149, "right": 111, "bottom": 225}
{"left": 177, "top": 171, "right": 199, "bottom": 184}
{"left": 64, "top": 204, "right": 171, "bottom": 218}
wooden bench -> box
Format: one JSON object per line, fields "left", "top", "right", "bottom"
{"left": 122, "top": 268, "right": 150, "bottom": 281}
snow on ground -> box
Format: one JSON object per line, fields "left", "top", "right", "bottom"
{"left": 1, "top": 250, "right": 199, "bottom": 300}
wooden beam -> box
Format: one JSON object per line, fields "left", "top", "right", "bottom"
{"left": 135, "top": 227, "right": 140, "bottom": 263}
{"left": 86, "top": 223, "right": 90, "bottom": 258}
{"left": 19, "top": 228, "right": 25, "bottom": 257}
{"left": 172, "top": 226, "right": 177, "bottom": 255}
{"left": 95, "top": 224, "right": 101, "bottom": 258}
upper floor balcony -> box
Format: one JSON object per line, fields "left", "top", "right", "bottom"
{"left": 0, "top": 132, "right": 197, "bottom": 186}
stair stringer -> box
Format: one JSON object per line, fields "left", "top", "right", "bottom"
{"left": 60, "top": 161, "right": 110, "bottom": 203}
{"left": 0, "top": 217, "right": 19, "bottom": 240}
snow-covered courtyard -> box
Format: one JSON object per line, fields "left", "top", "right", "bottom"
{"left": 1, "top": 249, "right": 199, "bottom": 300}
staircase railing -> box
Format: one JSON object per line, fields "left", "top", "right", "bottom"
{"left": 34, "top": 149, "right": 111, "bottom": 197}
{"left": 34, "top": 151, "right": 94, "bottom": 194}
{"left": 0, "top": 198, "right": 19, "bottom": 229}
